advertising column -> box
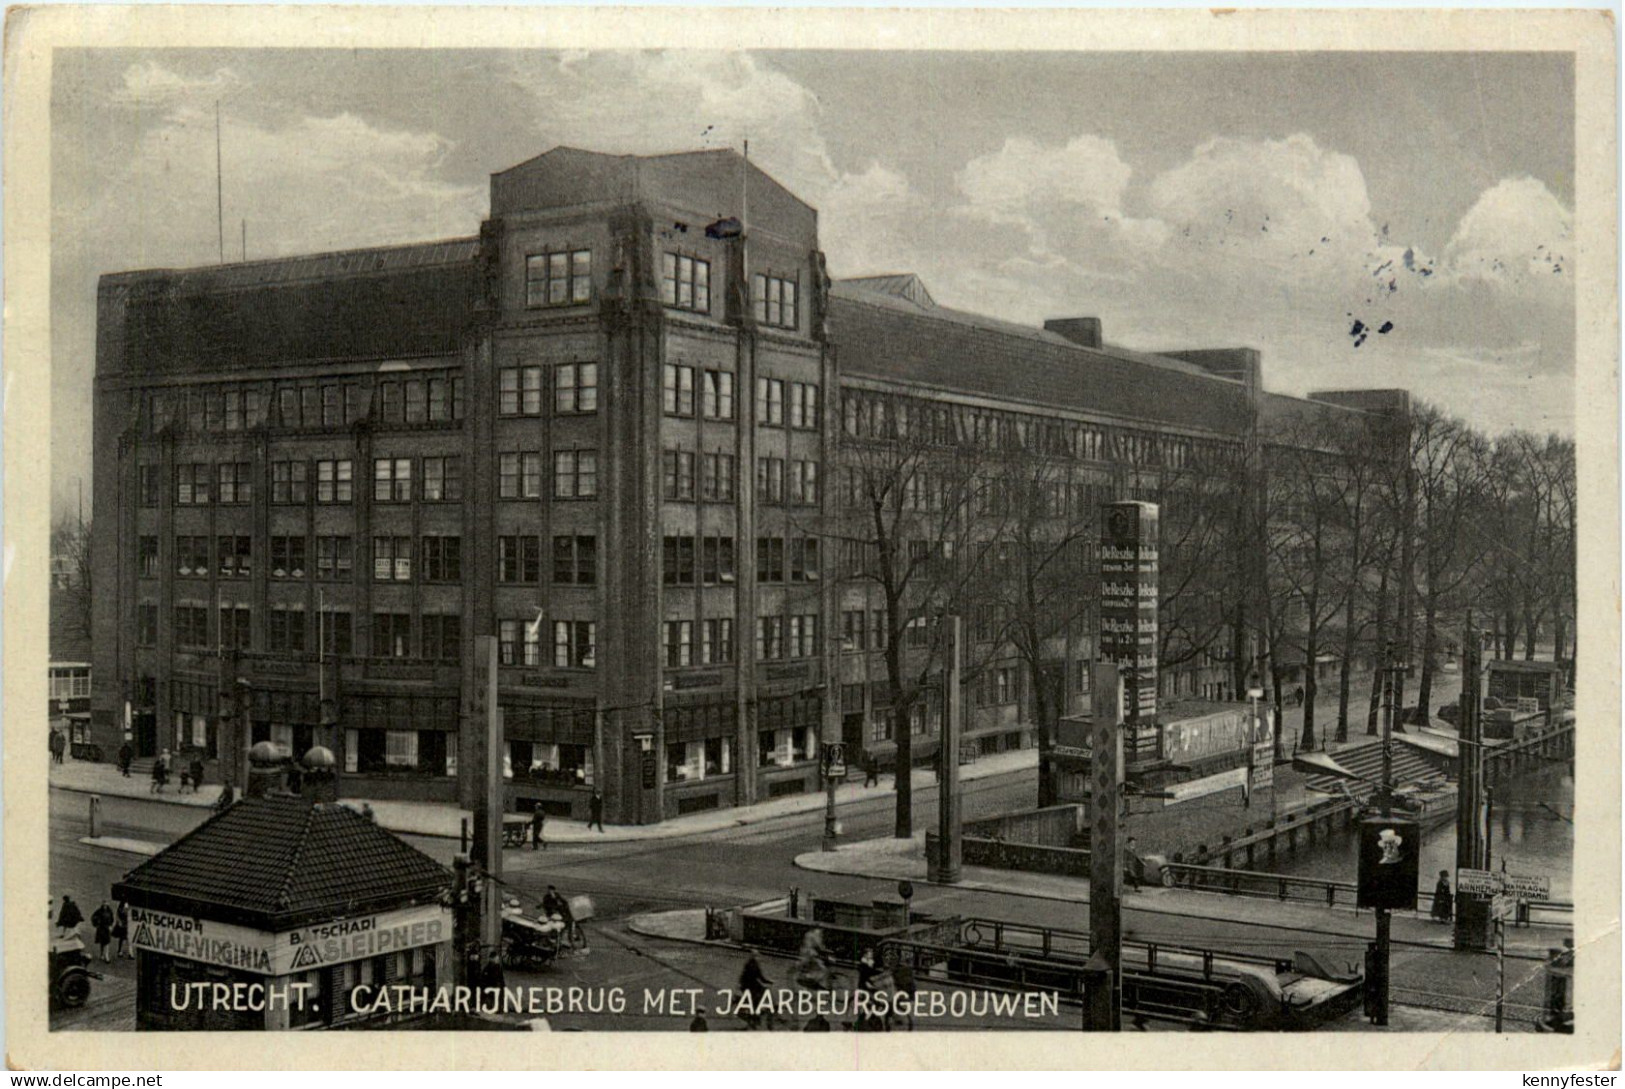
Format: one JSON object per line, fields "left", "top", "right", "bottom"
{"left": 1099, "top": 502, "right": 1159, "bottom": 763}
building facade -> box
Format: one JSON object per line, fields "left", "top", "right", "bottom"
{"left": 91, "top": 145, "right": 1405, "bottom": 824}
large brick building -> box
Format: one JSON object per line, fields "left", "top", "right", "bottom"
{"left": 91, "top": 146, "right": 1405, "bottom": 824}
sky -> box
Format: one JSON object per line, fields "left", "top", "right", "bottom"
{"left": 49, "top": 49, "right": 1576, "bottom": 519}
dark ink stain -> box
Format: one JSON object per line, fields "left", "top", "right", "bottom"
{"left": 1378, "top": 321, "right": 1394, "bottom": 334}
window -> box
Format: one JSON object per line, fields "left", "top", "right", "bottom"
{"left": 552, "top": 535, "right": 596, "bottom": 585}
{"left": 702, "top": 618, "right": 734, "bottom": 664}
{"left": 756, "top": 537, "right": 785, "bottom": 583}
{"left": 138, "top": 465, "right": 160, "bottom": 507}
{"left": 702, "top": 370, "right": 735, "bottom": 419}
{"left": 756, "top": 378, "right": 784, "bottom": 426}
{"left": 321, "top": 385, "right": 344, "bottom": 428}
{"left": 662, "top": 364, "right": 695, "bottom": 416}
{"left": 755, "top": 616, "right": 784, "bottom": 661}
{"left": 497, "top": 535, "right": 541, "bottom": 584}
{"left": 316, "top": 460, "right": 353, "bottom": 503}
{"left": 790, "top": 537, "right": 821, "bottom": 582}
{"left": 175, "top": 536, "right": 209, "bottom": 577}
{"left": 372, "top": 613, "right": 412, "bottom": 658}
{"left": 272, "top": 461, "right": 309, "bottom": 504}
{"left": 663, "top": 620, "right": 693, "bottom": 668}
{"left": 403, "top": 380, "right": 427, "bottom": 424}
{"left": 268, "top": 605, "right": 307, "bottom": 653}
{"left": 526, "top": 249, "right": 592, "bottom": 307}
{"left": 270, "top": 536, "right": 307, "bottom": 579}
{"left": 138, "top": 536, "right": 159, "bottom": 578}
{"left": 555, "top": 362, "right": 597, "bottom": 414}
{"left": 788, "top": 382, "right": 820, "bottom": 428}
{"left": 422, "top": 456, "right": 462, "bottom": 501}
{"left": 755, "top": 457, "right": 784, "bottom": 504}
{"left": 662, "top": 449, "right": 695, "bottom": 500}
{"left": 219, "top": 604, "right": 252, "bottom": 650}
{"left": 421, "top": 536, "right": 462, "bottom": 582}
{"left": 788, "top": 614, "right": 820, "bottom": 658}
{"left": 788, "top": 460, "right": 820, "bottom": 505}
{"left": 316, "top": 536, "right": 353, "bottom": 580}
{"left": 660, "top": 253, "right": 710, "bottom": 312}
{"left": 995, "top": 666, "right": 1017, "bottom": 705}
{"left": 700, "top": 536, "right": 735, "bottom": 585}
{"left": 137, "top": 603, "right": 158, "bottom": 646}
{"left": 427, "top": 375, "right": 464, "bottom": 422}
{"left": 385, "top": 729, "right": 419, "bottom": 767}
{"left": 752, "top": 273, "right": 799, "bottom": 330}
{"left": 845, "top": 611, "right": 876, "bottom": 658}
{"left": 663, "top": 536, "right": 696, "bottom": 586}
{"left": 372, "top": 536, "right": 412, "bottom": 582}
{"left": 176, "top": 464, "right": 211, "bottom": 505}
{"left": 498, "top": 452, "right": 543, "bottom": 500}
{"left": 217, "top": 536, "right": 252, "bottom": 579}
{"left": 497, "top": 618, "right": 541, "bottom": 667}
{"left": 379, "top": 382, "right": 402, "bottom": 424}
{"left": 553, "top": 620, "right": 596, "bottom": 669}
{"left": 554, "top": 449, "right": 597, "bottom": 498}
{"left": 422, "top": 614, "right": 461, "bottom": 662}
{"left": 174, "top": 604, "right": 210, "bottom": 648}
{"left": 214, "top": 462, "right": 252, "bottom": 504}
{"left": 701, "top": 453, "right": 736, "bottom": 502}
{"left": 320, "top": 609, "right": 353, "bottom": 656}
{"left": 499, "top": 366, "right": 544, "bottom": 417}
{"left": 374, "top": 458, "right": 412, "bottom": 502}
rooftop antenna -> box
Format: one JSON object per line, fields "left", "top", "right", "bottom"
{"left": 215, "top": 101, "right": 225, "bottom": 264}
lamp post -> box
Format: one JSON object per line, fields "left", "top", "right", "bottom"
{"left": 1370, "top": 641, "right": 1409, "bottom": 1027}
{"left": 1247, "top": 685, "right": 1266, "bottom": 816}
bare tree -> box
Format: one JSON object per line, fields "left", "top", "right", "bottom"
{"left": 838, "top": 395, "right": 998, "bottom": 837}
{"left": 51, "top": 516, "right": 93, "bottom": 644}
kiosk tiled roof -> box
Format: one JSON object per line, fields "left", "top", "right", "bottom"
{"left": 114, "top": 796, "right": 451, "bottom": 929}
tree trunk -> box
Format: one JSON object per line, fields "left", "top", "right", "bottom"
{"left": 1553, "top": 613, "right": 1568, "bottom": 663}
{"left": 1502, "top": 612, "right": 1517, "bottom": 661}
{"left": 1337, "top": 589, "right": 1356, "bottom": 743}
{"left": 1413, "top": 596, "right": 1438, "bottom": 729}
{"left": 1301, "top": 622, "right": 1318, "bottom": 752}
{"left": 892, "top": 700, "right": 913, "bottom": 838}
{"left": 1523, "top": 610, "right": 1538, "bottom": 659}
{"left": 1270, "top": 663, "right": 1286, "bottom": 759}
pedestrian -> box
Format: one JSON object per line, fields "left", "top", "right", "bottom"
{"left": 1124, "top": 836, "right": 1145, "bottom": 890}
{"left": 190, "top": 756, "right": 206, "bottom": 793}
{"left": 360, "top": 802, "right": 376, "bottom": 822}
{"left": 531, "top": 805, "right": 546, "bottom": 851}
{"left": 112, "top": 901, "right": 131, "bottom": 958}
{"left": 738, "top": 953, "right": 773, "bottom": 1030}
{"left": 55, "top": 895, "right": 83, "bottom": 939}
{"left": 864, "top": 752, "right": 879, "bottom": 788}
{"left": 90, "top": 901, "right": 114, "bottom": 962}
{"left": 688, "top": 1011, "right": 709, "bottom": 1032}
{"left": 50, "top": 729, "right": 66, "bottom": 765}
{"left": 149, "top": 756, "right": 166, "bottom": 794}
{"left": 1294, "top": 686, "right": 1305, "bottom": 707}
{"left": 214, "top": 783, "right": 236, "bottom": 812}
{"left": 1432, "top": 870, "right": 1455, "bottom": 922}
{"left": 117, "top": 741, "right": 134, "bottom": 778}
{"left": 892, "top": 960, "right": 918, "bottom": 1031}
{"left": 178, "top": 766, "right": 193, "bottom": 793}
{"left": 589, "top": 790, "right": 605, "bottom": 832}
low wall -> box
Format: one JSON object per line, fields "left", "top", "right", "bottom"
{"left": 963, "top": 804, "right": 1084, "bottom": 848}
{"left": 929, "top": 831, "right": 1092, "bottom": 878}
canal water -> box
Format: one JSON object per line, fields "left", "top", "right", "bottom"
{"left": 1262, "top": 765, "right": 1574, "bottom": 901}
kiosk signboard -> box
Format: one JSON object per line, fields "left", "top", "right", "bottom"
{"left": 1099, "top": 502, "right": 1159, "bottom": 760}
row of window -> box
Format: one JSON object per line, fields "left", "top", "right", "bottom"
{"left": 661, "top": 618, "right": 735, "bottom": 667}
{"left": 152, "top": 533, "right": 594, "bottom": 586}
{"left": 140, "top": 371, "right": 466, "bottom": 437}
{"left": 755, "top": 378, "right": 820, "bottom": 429}
{"left": 661, "top": 450, "right": 737, "bottom": 502}
{"left": 148, "top": 452, "right": 595, "bottom": 507}
{"left": 499, "top": 363, "right": 597, "bottom": 416}
{"left": 658, "top": 535, "right": 819, "bottom": 585}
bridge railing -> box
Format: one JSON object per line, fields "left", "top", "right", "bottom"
{"left": 1158, "top": 861, "right": 1573, "bottom": 922}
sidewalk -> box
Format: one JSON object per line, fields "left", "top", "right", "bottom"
{"left": 49, "top": 747, "right": 1039, "bottom": 844}
{"left": 792, "top": 834, "right": 1565, "bottom": 959}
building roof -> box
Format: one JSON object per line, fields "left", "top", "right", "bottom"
{"left": 830, "top": 278, "right": 1255, "bottom": 434}
{"left": 98, "top": 238, "right": 482, "bottom": 378}
{"left": 114, "top": 796, "right": 451, "bottom": 930}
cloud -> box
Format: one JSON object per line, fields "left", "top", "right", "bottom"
{"left": 111, "top": 60, "right": 244, "bottom": 108}
{"left": 1442, "top": 176, "right": 1572, "bottom": 287}
{"left": 957, "top": 134, "right": 1133, "bottom": 221}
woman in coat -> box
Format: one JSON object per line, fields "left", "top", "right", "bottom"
{"left": 112, "top": 901, "right": 131, "bottom": 959}
{"left": 91, "top": 902, "right": 115, "bottom": 962}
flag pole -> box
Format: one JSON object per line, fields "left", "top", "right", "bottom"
{"left": 215, "top": 101, "right": 225, "bottom": 264}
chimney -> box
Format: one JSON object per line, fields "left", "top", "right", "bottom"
{"left": 1045, "top": 317, "right": 1103, "bottom": 349}
{"left": 298, "top": 746, "right": 340, "bottom": 804}
{"left": 245, "top": 741, "right": 287, "bottom": 799}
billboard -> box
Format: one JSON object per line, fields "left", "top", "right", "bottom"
{"left": 1099, "top": 501, "right": 1158, "bottom": 761}
{"left": 1357, "top": 816, "right": 1421, "bottom": 910}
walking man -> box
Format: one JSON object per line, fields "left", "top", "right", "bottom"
{"left": 55, "top": 895, "right": 84, "bottom": 939}
{"left": 50, "top": 729, "right": 66, "bottom": 765}
{"left": 863, "top": 752, "right": 879, "bottom": 788}
{"left": 531, "top": 805, "right": 546, "bottom": 850}
{"left": 116, "top": 740, "right": 134, "bottom": 778}
{"left": 91, "top": 901, "right": 115, "bottom": 962}
{"left": 589, "top": 790, "right": 605, "bottom": 832}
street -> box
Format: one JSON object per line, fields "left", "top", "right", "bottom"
{"left": 50, "top": 750, "right": 1557, "bottom": 1032}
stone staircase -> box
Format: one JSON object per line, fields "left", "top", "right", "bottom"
{"left": 1300, "top": 737, "right": 1449, "bottom": 796}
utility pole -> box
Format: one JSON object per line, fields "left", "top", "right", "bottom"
{"left": 1371, "top": 641, "right": 1403, "bottom": 1027}
{"left": 935, "top": 615, "right": 963, "bottom": 884}
{"left": 1082, "top": 661, "right": 1124, "bottom": 1032}
{"left": 466, "top": 636, "right": 504, "bottom": 961}
{"left": 1455, "top": 618, "right": 1490, "bottom": 951}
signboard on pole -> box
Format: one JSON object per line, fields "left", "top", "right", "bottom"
{"left": 1357, "top": 816, "right": 1421, "bottom": 910}
{"left": 1457, "top": 868, "right": 1550, "bottom": 901}
{"left": 1456, "top": 867, "right": 1500, "bottom": 896}
{"left": 1164, "top": 766, "right": 1247, "bottom": 804}
{"left": 1500, "top": 874, "right": 1551, "bottom": 901}
{"left": 1099, "top": 502, "right": 1158, "bottom": 762}
{"left": 822, "top": 742, "right": 847, "bottom": 780}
